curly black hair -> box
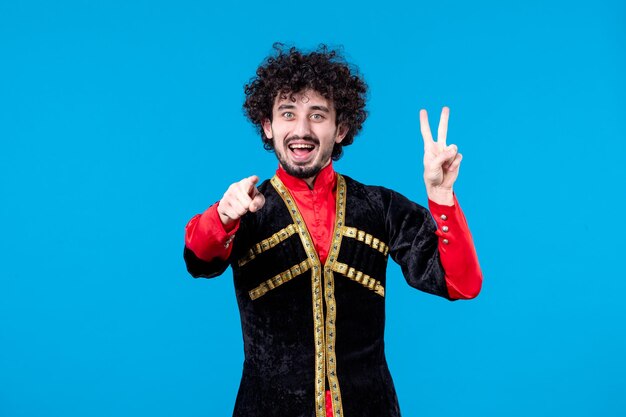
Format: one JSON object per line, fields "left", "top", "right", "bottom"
{"left": 243, "top": 43, "right": 368, "bottom": 161}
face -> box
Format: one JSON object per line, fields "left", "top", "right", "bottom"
{"left": 262, "top": 89, "right": 348, "bottom": 180}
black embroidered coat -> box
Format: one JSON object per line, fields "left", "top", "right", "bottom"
{"left": 184, "top": 174, "right": 452, "bottom": 417}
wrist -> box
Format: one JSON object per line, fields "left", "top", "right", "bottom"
{"left": 217, "top": 203, "right": 238, "bottom": 230}
{"left": 426, "top": 185, "right": 454, "bottom": 206}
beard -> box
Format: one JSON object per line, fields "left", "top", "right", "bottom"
{"left": 274, "top": 134, "right": 336, "bottom": 180}
{"left": 280, "top": 161, "right": 325, "bottom": 179}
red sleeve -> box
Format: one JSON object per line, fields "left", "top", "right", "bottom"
{"left": 184, "top": 203, "right": 240, "bottom": 262}
{"left": 428, "top": 194, "right": 483, "bottom": 300}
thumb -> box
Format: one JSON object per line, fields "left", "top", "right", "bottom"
{"left": 432, "top": 145, "right": 457, "bottom": 168}
{"left": 249, "top": 189, "right": 266, "bottom": 212}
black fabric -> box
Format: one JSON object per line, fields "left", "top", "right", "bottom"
{"left": 183, "top": 176, "right": 451, "bottom": 417}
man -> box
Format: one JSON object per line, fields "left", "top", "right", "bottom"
{"left": 184, "top": 44, "right": 482, "bottom": 417}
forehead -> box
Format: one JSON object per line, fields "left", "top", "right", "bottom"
{"left": 273, "top": 89, "right": 334, "bottom": 109}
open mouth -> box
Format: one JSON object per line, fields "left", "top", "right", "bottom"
{"left": 288, "top": 142, "right": 316, "bottom": 161}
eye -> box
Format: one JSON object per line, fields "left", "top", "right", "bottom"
{"left": 310, "top": 114, "right": 325, "bottom": 121}
{"left": 282, "top": 112, "right": 295, "bottom": 119}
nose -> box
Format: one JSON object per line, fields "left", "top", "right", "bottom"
{"left": 293, "top": 116, "right": 312, "bottom": 138}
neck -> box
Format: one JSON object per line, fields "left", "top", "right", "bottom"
{"left": 302, "top": 175, "right": 316, "bottom": 189}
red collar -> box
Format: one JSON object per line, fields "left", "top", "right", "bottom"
{"left": 276, "top": 163, "right": 337, "bottom": 192}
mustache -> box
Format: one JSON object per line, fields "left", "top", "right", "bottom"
{"left": 285, "top": 135, "right": 319, "bottom": 146}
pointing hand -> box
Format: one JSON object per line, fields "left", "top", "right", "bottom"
{"left": 217, "top": 175, "right": 266, "bottom": 227}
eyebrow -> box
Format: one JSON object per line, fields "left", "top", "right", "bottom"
{"left": 276, "top": 104, "right": 331, "bottom": 113}
{"left": 310, "top": 105, "right": 330, "bottom": 113}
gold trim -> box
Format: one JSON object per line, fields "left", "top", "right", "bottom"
{"left": 341, "top": 226, "right": 389, "bottom": 256}
{"left": 323, "top": 176, "right": 346, "bottom": 416}
{"left": 238, "top": 224, "right": 298, "bottom": 267}
{"left": 270, "top": 175, "right": 347, "bottom": 417}
{"left": 248, "top": 259, "right": 312, "bottom": 300}
{"left": 331, "top": 262, "right": 385, "bottom": 297}
{"left": 270, "top": 176, "right": 328, "bottom": 417}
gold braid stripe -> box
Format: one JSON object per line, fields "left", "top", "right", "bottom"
{"left": 331, "top": 262, "right": 385, "bottom": 297}
{"left": 323, "top": 175, "right": 346, "bottom": 417}
{"left": 341, "top": 226, "right": 389, "bottom": 256}
{"left": 248, "top": 259, "right": 312, "bottom": 300}
{"left": 270, "top": 176, "right": 328, "bottom": 417}
{"left": 238, "top": 224, "right": 298, "bottom": 267}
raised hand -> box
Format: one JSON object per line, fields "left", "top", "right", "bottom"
{"left": 217, "top": 175, "right": 266, "bottom": 227}
{"left": 420, "top": 107, "right": 462, "bottom": 205}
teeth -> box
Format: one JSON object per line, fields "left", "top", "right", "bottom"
{"left": 290, "top": 144, "right": 314, "bottom": 149}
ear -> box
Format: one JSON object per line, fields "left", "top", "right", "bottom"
{"left": 262, "top": 118, "right": 273, "bottom": 139}
{"left": 335, "top": 123, "right": 349, "bottom": 144}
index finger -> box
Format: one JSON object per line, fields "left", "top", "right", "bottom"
{"left": 242, "top": 175, "right": 260, "bottom": 195}
{"left": 419, "top": 109, "right": 435, "bottom": 150}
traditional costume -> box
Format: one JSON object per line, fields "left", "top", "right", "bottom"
{"left": 184, "top": 164, "right": 482, "bottom": 417}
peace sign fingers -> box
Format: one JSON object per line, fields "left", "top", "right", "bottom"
{"left": 437, "top": 106, "right": 449, "bottom": 148}
{"left": 420, "top": 107, "right": 450, "bottom": 151}
{"left": 419, "top": 106, "right": 461, "bottom": 204}
{"left": 419, "top": 109, "right": 436, "bottom": 152}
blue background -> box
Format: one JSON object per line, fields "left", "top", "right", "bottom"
{"left": 1, "top": 1, "right": 625, "bottom": 416}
